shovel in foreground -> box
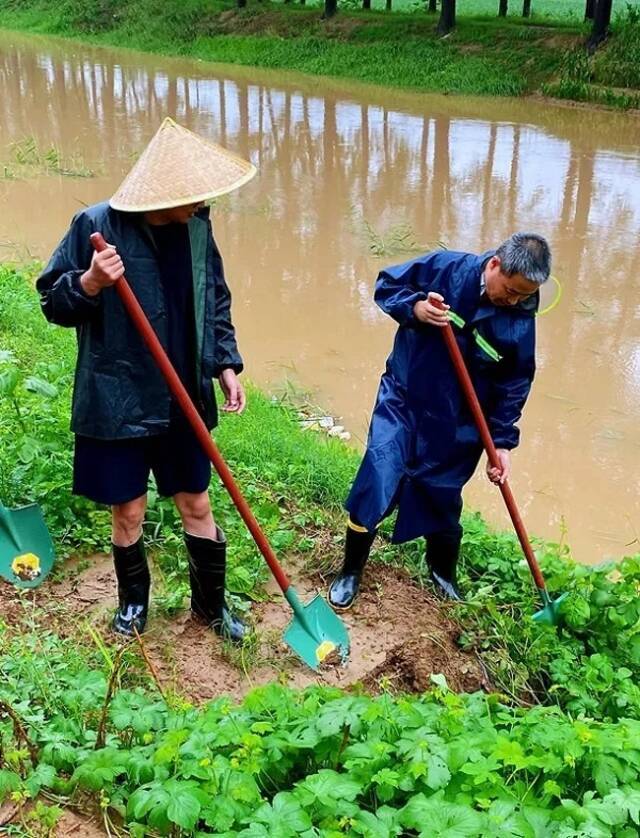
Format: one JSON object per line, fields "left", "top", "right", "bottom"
{"left": 90, "top": 233, "right": 349, "bottom": 670}
{"left": 435, "top": 299, "right": 568, "bottom": 625}
{"left": 0, "top": 501, "right": 55, "bottom": 589}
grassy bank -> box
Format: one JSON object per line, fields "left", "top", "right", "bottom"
{"left": 1, "top": 0, "right": 640, "bottom": 105}
{"left": 1, "top": 263, "right": 640, "bottom": 834}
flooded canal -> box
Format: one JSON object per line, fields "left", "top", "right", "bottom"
{"left": 1, "top": 31, "right": 639, "bottom": 565}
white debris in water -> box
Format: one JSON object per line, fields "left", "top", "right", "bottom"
{"left": 297, "top": 412, "right": 351, "bottom": 442}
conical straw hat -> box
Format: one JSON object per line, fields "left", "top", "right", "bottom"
{"left": 110, "top": 118, "right": 256, "bottom": 212}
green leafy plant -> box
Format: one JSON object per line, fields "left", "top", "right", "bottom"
{"left": 1, "top": 265, "right": 640, "bottom": 834}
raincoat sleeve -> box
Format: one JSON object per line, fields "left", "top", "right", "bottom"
{"left": 374, "top": 251, "right": 455, "bottom": 326}
{"left": 210, "top": 234, "right": 243, "bottom": 377}
{"left": 488, "top": 321, "right": 536, "bottom": 450}
{"left": 36, "top": 211, "right": 101, "bottom": 328}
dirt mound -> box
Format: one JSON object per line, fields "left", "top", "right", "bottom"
{"left": 0, "top": 557, "right": 488, "bottom": 703}
{"left": 362, "top": 636, "right": 487, "bottom": 695}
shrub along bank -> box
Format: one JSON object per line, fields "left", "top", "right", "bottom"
{"left": 1, "top": 263, "right": 639, "bottom": 835}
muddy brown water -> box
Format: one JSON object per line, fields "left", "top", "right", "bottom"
{"left": 1, "top": 31, "right": 639, "bottom": 566}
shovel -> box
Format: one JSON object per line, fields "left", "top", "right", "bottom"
{"left": 435, "top": 299, "right": 568, "bottom": 625}
{"left": 0, "top": 501, "right": 55, "bottom": 589}
{"left": 90, "top": 233, "right": 349, "bottom": 670}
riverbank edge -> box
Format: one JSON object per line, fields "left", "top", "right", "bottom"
{"left": 0, "top": 0, "right": 639, "bottom": 108}
{"left": 2, "top": 261, "right": 640, "bottom": 835}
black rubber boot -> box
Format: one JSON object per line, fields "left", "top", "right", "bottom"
{"left": 112, "top": 535, "right": 150, "bottom": 636}
{"left": 426, "top": 529, "right": 463, "bottom": 601}
{"left": 185, "top": 529, "right": 247, "bottom": 643}
{"left": 328, "top": 522, "right": 377, "bottom": 610}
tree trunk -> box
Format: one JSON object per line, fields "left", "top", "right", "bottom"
{"left": 437, "top": 0, "right": 455, "bottom": 33}
{"left": 428, "top": 0, "right": 438, "bottom": 12}
{"left": 498, "top": 0, "right": 508, "bottom": 17}
{"left": 584, "top": 0, "right": 595, "bottom": 20}
{"left": 237, "top": 0, "right": 246, "bottom": 7}
{"left": 522, "top": 0, "right": 531, "bottom": 16}
{"left": 386, "top": 0, "right": 392, "bottom": 10}
{"left": 323, "top": 0, "right": 337, "bottom": 17}
{"left": 588, "top": 0, "right": 613, "bottom": 48}
{"left": 363, "top": 0, "right": 371, "bottom": 8}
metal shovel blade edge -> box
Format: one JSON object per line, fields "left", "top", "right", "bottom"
{"left": 283, "top": 594, "right": 350, "bottom": 671}
{"left": 532, "top": 590, "right": 570, "bottom": 626}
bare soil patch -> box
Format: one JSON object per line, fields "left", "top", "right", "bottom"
{"left": 0, "top": 801, "right": 104, "bottom": 836}
{"left": 55, "top": 809, "right": 104, "bottom": 837}
{"left": 1, "top": 555, "right": 488, "bottom": 702}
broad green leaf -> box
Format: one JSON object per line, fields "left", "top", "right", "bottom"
{"left": 252, "top": 791, "right": 312, "bottom": 834}
{"left": 426, "top": 754, "right": 451, "bottom": 790}
{"left": 71, "top": 748, "right": 128, "bottom": 790}
{"left": 24, "top": 376, "right": 58, "bottom": 398}
{"left": 493, "top": 738, "right": 531, "bottom": 770}
{"left": 238, "top": 826, "right": 270, "bottom": 838}
{"left": 24, "top": 763, "right": 56, "bottom": 797}
{"left": 0, "top": 366, "right": 19, "bottom": 396}
{"left": 165, "top": 783, "right": 202, "bottom": 831}
{"left": 519, "top": 805, "right": 554, "bottom": 838}
{"left": 295, "top": 769, "right": 361, "bottom": 806}
{"left": 604, "top": 787, "right": 640, "bottom": 825}
{"left": 202, "top": 796, "right": 238, "bottom": 830}
{"left": 0, "top": 769, "right": 21, "bottom": 800}
{"left": 350, "top": 809, "right": 394, "bottom": 837}
{"left": 401, "top": 794, "right": 484, "bottom": 837}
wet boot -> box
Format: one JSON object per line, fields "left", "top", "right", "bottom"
{"left": 426, "top": 529, "right": 463, "bottom": 602}
{"left": 328, "top": 520, "right": 377, "bottom": 610}
{"left": 112, "top": 535, "right": 150, "bottom": 636}
{"left": 185, "top": 529, "right": 247, "bottom": 643}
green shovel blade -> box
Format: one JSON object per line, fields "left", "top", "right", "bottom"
{"left": 283, "top": 590, "right": 350, "bottom": 671}
{"left": 0, "top": 502, "right": 55, "bottom": 589}
{"left": 532, "top": 589, "right": 569, "bottom": 626}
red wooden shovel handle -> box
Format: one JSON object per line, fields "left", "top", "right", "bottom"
{"left": 432, "top": 299, "right": 547, "bottom": 591}
{"left": 90, "top": 232, "right": 291, "bottom": 594}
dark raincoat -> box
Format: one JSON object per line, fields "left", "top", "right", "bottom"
{"left": 36, "top": 202, "right": 242, "bottom": 440}
{"left": 345, "top": 249, "right": 538, "bottom": 544}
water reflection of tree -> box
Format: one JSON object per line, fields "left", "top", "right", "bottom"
{"left": 1, "top": 39, "right": 640, "bottom": 382}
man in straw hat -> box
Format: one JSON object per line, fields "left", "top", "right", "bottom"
{"left": 36, "top": 118, "right": 256, "bottom": 642}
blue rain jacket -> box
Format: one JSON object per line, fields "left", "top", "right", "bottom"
{"left": 36, "top": 202, "right": 242, "bottom": 440}
{"left": 345, "top": 249, "right": 538, "bottom": 543}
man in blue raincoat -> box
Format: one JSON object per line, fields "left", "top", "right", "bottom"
{"left": 329, "top": 232, "right": 551, "bottom": 608}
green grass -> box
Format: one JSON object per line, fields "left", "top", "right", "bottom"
{"left": 2, "top": 0, "right": 639, "bottom": 104}
{"left": 269, "top": 0, "right": 638, "bottom": 20}
{"left": 2, "top": 261, "right": 640, "bottom": 716}
{"left": 2, "top": 0, "right": 637, "bottom": 102}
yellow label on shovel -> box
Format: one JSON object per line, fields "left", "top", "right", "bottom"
{"left": 316, "top": 640, "right": 337, "bottom": 663}
{"left": 11, "top": 552, "right": 42, "bottom": 582}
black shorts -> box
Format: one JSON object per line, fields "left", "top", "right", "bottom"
{"left": 73, "top": 422, "right": 212, "bottom": 505}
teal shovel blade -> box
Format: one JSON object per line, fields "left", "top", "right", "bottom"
{"left": 532, "top": 588, "right": 569, "bottom": 626}
{"left": 0, "top": 502, "right": 55, "bottom": 589}
{"left": 283, "top": 590, "right": 350, "bottom": 671}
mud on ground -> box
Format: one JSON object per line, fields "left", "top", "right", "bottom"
{"left": 0, "top": 555, "right": 488, "bottom": 703}
{"left": 0, "top": 558, "right": 488, "bottom": 836}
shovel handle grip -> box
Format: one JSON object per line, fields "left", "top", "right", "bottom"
{"left": 433, "top": 299, "right": 547, "bottom": 592}
{"left": 90, "top": 232, "right": 292, "bottom": 595}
